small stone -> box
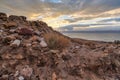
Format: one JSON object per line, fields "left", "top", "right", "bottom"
{"left": 50, "top": 50, "right": 59, "bottom": 54}
{"left": 11, "top": 39, "right": 21, "bottom": 47}
{"left": 7, "top": 35, "right": 16, "bottom": 40}
{"left": 62, "top": 54, "right": 71, "bottom": 61}
{"left": 75, "top": 46, "right": 80, "bottom": 49}
{"left": 25, "top": 43, "right": 32, "bottom": 47}
{"left": 29, "top": 35, "right": 38, "bottom": 41}
{"left": 2, "top": 75, "right": 9, "bottom": 79}
{"left": 40, "top": 38, "right": 47, "bottom": 48}
{"left": 20, "top": 65, "right": 33, "bottom": 77}
{"left": 9, "top": 29, "right": 16, "bottom": 33}
{"left": 18, "top": 28, "right": 33, "bottom": 35}
{"left": 13, "top": 54, "right": 24, "bottom": 59}
{"left": 14, "top": 71, "right": 19, "bottom": 77}
{"left": 2, "top": 37, "right": 12, "bottom": 44}
{"left": 18, "top": 76, "right": 24, "bottom": 80}
{"left": 114, "top": 59, "right": 120, "bottom": 67}
{"left": 2, "top": 62, "right": 10, "bottom": 69}
{"left": 34, "top": 30, "right": 41, "bottom": 35}
{"left": 52, "top": 72, "right": 57, "bottom": 80}
{"left": 1, "top": 53, "right": 12, "bottom": 59}
{"left": 0, "top": 30, "right": 3, "bottom": 32}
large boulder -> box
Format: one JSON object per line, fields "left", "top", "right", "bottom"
{"left": 18, "top": 28, "right": 33, "bottom": 35}
{"left": 3, "top": 22, "right": 17, "bottom": 29}
{"left": 0, "top": 12, "right": 7, "bottom": 21}
{"left": 9, "top": 15, "right": 26, "bottom": 21}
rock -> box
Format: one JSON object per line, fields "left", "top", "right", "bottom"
{"left": 40, "top": 38, "right": 47, "bottom": 48}
{"left": 62, "top": 54, "right": 71, "bottom": 61}
{"left": 0, "top": 30, "right": 3, "bottom": 32}
{"left": 34, "top": 30, "right": 41, "bottom": 35}
{"left": 2, "top": 37, "right": 12, "bottom": 44}
{"left": 14, "top": 71, "right": 19, "bottom": 77}
{"left": 19, "top": 16, "right": 27, "bottom": 21}
{"left": 11, "top": 39, "right": 21, "bottom": 47}
{"left": 1, "top": 53, "right": 24, "bottom": 59}
{"left": 13, "top": 54, "right": 24, "bottom": 59}
{"left": 0, "top": 12, "right": 7, "bottom": 21}
{"left": 114, "top": 59, "right": 120, "bottom": 67}
{"left": 18, "top": 28, "right": 33, "bottom": 35}
{"left": 9, "top": 15, "right": 19, "bottom": 21}
{"left": 50, "top": 50, "right": 59, "bottom": 54}
{"left": 29, "top": 35, "right": 39, "bottom": 41}
{"left": 52, "top": 72, "right": 57, "bottom": 80}
{"left": 3, "top": 22, "right": 17, "bottom": 29}
{"left": 75, "top": 46, "right": 80, "bottom": 49}
{"left": 6, "top": 35, "right": 16, "bottom": 40}
{"left": 9, "top": 29, "right": 16, "bottom": 33}
{"left": 1, "top": 53, "right": 12, "bottom": 59}
{"left": 20, "top": 65, "right": 33, "bottom": 77}
{"left": 2, "top": 74, "right": 9, "bottom": 79}
{"left": 18, "top": 76, "right": 24, "bottom": 80}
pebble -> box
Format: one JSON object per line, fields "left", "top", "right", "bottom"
{"left": 40, "top": 38, "right": 47, "bottom": 48}
{"left": 18, "top": 76, "right": 24, "bottom": 80}
{"left": 20, "top": 65, "right": 33, "bottom": 77}
{"left": 11, "top": 39, "right": 21, "bottom": 47}
{"left": 14, "top": 71, "right": 19, "bottom": 77}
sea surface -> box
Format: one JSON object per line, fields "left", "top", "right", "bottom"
{"left": 63, "top": 32, "right": 120, "bottom": 42}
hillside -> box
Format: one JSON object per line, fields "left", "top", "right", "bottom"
{"left": 0, "top": 12, "right": 120, "bottom": 80}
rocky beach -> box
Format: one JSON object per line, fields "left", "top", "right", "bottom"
{"left": 0, "top": 12, "right": 120, "bottom": 80}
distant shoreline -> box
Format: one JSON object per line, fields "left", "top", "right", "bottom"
{"left": 62, "top": 31, "right": 120, "bottom": 42}
{"left": 61, "top": 30, "right": 120, "bottom": 33}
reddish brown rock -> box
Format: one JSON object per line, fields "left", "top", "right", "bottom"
{"left": 18, "top": 28, "right": 33, "bottom": 35}
{"left": 3, "top": 22, "right": 17, "bottom": 29}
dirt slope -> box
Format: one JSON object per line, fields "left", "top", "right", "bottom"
{"left": 0, "top": 12, "right": 120, "bottom": 80}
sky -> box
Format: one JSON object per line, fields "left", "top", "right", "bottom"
{"left": 0, "top": 0, "right": 120, "bottom": 31}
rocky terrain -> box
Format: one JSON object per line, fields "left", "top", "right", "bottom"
{"left": 0, "top": 12, "right": 120, "bottom": 80}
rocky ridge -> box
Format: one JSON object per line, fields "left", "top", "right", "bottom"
{"left": 0, "top": 12, "right": 120, "bottom": 80}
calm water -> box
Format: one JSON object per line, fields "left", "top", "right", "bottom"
{"left": 63, "top": 32, "right": 120, "bottom": 42}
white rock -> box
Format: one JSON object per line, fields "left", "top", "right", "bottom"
{"left": 75, "top": 46, "right": 80, "bottom": 49}
{"left": 11, "top": 39, "right": 21, "bottom": 46}
{"left": 18, "top": 76, "right": 24, "bottom": 80}
{"left": 50, "top": 50, "right": 59, "bottom": 54}
{"left": 35, "top": 30, "right": 41, "bottom": 35}
{"left": 0, "top": 30, "right": 3, "bottom": 32}
{"left": 40, "top": 38, "right": 47, "bottom": 48}
{"left": 14, "top": 71, "right": 19, "bottom": 77}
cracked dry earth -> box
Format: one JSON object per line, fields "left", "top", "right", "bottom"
{"left": 0, "top": 12, "right": 120, "bottom": 80}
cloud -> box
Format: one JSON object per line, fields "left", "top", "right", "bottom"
{"left": 0, "top": 0, "right": 120, "bottom": 30}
